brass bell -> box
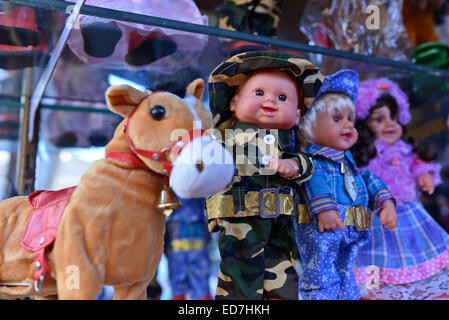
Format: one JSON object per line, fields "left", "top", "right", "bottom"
{"left": 157, "top": 185, "right": 181, "bottom": 216}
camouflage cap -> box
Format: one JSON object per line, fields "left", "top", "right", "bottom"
{"left": 208, "top": 50, "right": 324, "bottom": 133}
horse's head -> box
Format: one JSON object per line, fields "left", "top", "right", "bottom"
{"left": 105, "top": 79, "right": 234, "bottom": 198}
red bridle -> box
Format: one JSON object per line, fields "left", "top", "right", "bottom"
{"left": 106, "top": 92, "right": 208, "bottom": 177}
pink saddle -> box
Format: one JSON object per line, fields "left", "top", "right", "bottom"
{"left": 21, "top": 186, "right": 76, "bottom": 291}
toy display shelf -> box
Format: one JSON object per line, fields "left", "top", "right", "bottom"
{"left": 2, "top": 0, "right": 449, "bottom": 105}
{"left": 5, "top": 0, "right": 449, "bottom": 77}
{"left": 1, "top": 0, "right": 449, "bottom": 195}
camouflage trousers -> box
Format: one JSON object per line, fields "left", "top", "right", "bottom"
{"left": 218, "top": 0, "right": 284, "bottom": 37}
{"left": 215, "top": 215, "right": 298, "bottom": 300}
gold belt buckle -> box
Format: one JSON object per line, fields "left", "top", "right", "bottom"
{"left": 259, "top": 188, "right": 280, "bottom": 219}
{"left": 353, "top": 205, "right": 371, "bottom": 231}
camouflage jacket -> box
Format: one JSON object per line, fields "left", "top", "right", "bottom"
{"left": 205, "top": 122, "right": 313, "bottom": 220}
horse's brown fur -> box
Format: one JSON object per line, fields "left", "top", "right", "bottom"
{"left": 0, "top": 79, "right": 209, "bottom": 299}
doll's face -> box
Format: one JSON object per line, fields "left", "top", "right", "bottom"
{"left": 312, "top": 106, "right": 358, "bottom": 150}
{"left": 366, "top": 106, "right": 403, "bottom": 145}
{"left": 229, "top": 69, "right": 301, "bottom": 130}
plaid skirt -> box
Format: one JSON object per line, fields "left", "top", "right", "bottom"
{"left": 354, "top": 200, "right": 449, "bottom": 284}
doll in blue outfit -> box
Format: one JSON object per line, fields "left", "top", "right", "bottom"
{"left": 164, "top": 196, "right": 212, "bottom": 300}
{"left": 294, "top": 69, "right": 398, "bottom": 300}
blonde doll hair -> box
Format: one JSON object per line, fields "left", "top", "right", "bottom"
{"left": 298, "top": 93, "right": 355, "bottom": 151}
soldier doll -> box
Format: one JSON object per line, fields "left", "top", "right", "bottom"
{"left": 205, "top": 50, "right": 324, "bottom": 300}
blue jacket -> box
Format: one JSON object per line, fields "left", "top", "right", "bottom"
{"left": 302, "top": 144, "right": 393, "bottom": 217}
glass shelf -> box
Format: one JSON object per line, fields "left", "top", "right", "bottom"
{"left": 1, "top": 1, "right": 448, "bottom": 301}
{"left": 1, "top": 0, "right": 448, "bottom": 195}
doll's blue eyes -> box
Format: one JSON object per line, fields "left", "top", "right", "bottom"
{"left": 333, "top": 114, "right": 354, "bottom": 123}
{"left": 254, "top": 89, "right": 264, "bottom": 96}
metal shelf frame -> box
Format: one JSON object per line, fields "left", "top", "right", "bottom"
{"left": 2, "top": 0, "right": 449, "bottom": 195}
{"left": 6, "top": 0, "right": 449, "bottom": 77}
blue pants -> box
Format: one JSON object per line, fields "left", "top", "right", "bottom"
{"left": 295, "top": 218, "right": 369, "bottom": 300}
{"left": 165, "top": 220, "right": 211, "bottom": 299}
{"left": 167, "top": 248, "right": 210, "bottom": 299}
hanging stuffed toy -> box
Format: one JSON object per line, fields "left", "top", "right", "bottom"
{"left": 66, "top": 0, "right": 208, "bottom": 73}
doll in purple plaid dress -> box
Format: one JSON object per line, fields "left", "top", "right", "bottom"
{"left": 352, "top": 78, "right": 449, "bottom": 300}
{"left": 294, "top": 70, "right": 398, "bottom": 300}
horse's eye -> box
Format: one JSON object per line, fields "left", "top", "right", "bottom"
{"left": 151, "top": 105, "right": 165, "bottom": 120}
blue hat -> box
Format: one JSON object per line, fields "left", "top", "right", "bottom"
{"left": 314, "top": 69, "right": 359, "bottom": 103}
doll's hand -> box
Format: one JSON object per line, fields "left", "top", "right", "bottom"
{"left": 265, "top": 158, "right": 299, "bottom": 178}
{"left": 418, "top": 172, "right": 435, "bottom": 195}
{"left": 379, "top": 200, "right": 397, "bottom": 231}
{"left": 317, "top": 209, "right": 345, "bottom": 233}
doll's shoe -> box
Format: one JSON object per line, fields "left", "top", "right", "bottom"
{"left": 171, "top": 294, "right": 186, "bottom": 300}
{"left": 198, "top": 294, "right": 212, "bottom": 300}
{"left": 80, "top": 22, "right": 122, "bottom": 58}
{"left": 125, "top": 32, "right": 177, "bottom": 66}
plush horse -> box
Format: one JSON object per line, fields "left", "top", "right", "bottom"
{"left": 0, "top": 78, "right": 234, "bottom": 299}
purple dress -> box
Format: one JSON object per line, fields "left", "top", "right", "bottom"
{"left": 354, "top": 139, "right": 449, "bottom": 286}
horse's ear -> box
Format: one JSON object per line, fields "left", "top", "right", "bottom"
{"left": 186, "top": 78, "right": 204, "bottom": 100}
{"left": 105, "top": 85, "right": 148, "bottom": 117}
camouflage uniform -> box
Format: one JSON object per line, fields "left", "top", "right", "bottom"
{"left": 218, "top": 0, "right": 284, "bottom": 38}
{"left": 206, "top": 51, "right": 324, "bottom": 300}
